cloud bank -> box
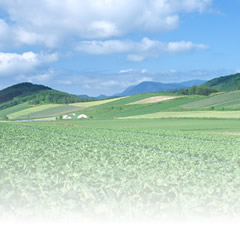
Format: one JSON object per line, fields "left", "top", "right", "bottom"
{"left": 76, "top": 38, "right": 208, "bottom": 61}
{"left": 0, "top": 0, "right": 212, "bottom": 48}
{"left": 0, "top": 52, "right": 57, "bottom": 76}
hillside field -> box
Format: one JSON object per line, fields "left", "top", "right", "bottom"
{"left": 1, "top": 91, "right": 240, "bottom": 121}
{"left": 123, "top": 111, "right": 240, "bottom": 119}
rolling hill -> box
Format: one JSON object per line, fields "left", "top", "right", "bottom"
{"left": 0, "top": 82, "right": 50, "bottom": 104}
{"left": 0, "top": 82, "right": 88, "bottom": 111}
{"left": 203, "top": 73, "right": 240, "bottom": 91}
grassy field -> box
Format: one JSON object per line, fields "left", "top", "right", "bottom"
{"left": 93, "top": 92, "right": 181, "bottom": 108}
{"left": 7, "top": 104, "right": 61, "bottom": 119}
{"left": 72, "top": 95, "right": 205, "bottom": 119}
{"left": 70, "top": 97, "right": 126, "bottom": 107}
{"left": 182, "top": 91, "right": 240, "bottom": 110}
{"left": 1, "top": 118, "right": 240, "bottom": 219}
{"left": 122, "top": 111, "right": 240, "bottom": 119}
{"left": 14, "top": 105, "right": 85, "bottom": 119}
{"left": 0, "top": 104, "right": 32, "bottom": 119}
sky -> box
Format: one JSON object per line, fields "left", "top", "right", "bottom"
{"left": 0, "top": 0, "right": 239, "bottom": 96}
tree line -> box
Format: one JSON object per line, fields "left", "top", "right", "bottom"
{"left": 178, "top": 85, "right": 219, "bottom": 96}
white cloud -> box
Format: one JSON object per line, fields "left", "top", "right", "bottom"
{"left": 119, "top": 69, "right": 148, "bottom": 74}
{"left": 167, "top": 41, "right": 208, "bottom": 53}
{"left": 16, "top": 69, "right": 56, "bottom": 84}
{"left": 120, "top": 69, "right": 134, "bottom": 73}
{"left": 76, "top": 38, "right": 208, "bottom": 61}
{"left": 0, "top": 0, "right": 212, "bottom": 47}
{"left": 76, "top": 40, "right": 132, "bottom": 55}
{"left": 127, "top": 55, "right": 145, "bottom": 62}
{"left": 0, "top": 52, "right": 58, "bottom": 76}
{"left": 141, "top": 69, "right": 148, "bottom": 73}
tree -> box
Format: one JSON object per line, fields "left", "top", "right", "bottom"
{"left": 178, "top": 88, "right": 186, "bottom": 95}
{"left": 238, "top": 81, "right": 240, "bottom": 90}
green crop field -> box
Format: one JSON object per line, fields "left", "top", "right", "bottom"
{"left": 7, "top": 104, "right": 61, "bottom": 119}
{"left": 123, "top": 111, "right": 240, "bottom": 119}
{"left": 182, "top": 91, "right": 240, "bottom": 110}
{"left": 70, "top": 97, "right": 125, "bottom": 107}
{"left": 72, "top": 95, "right": 205, "bottom": 119}
{"left": 14, "top": 105, "right": 85, "bottom": 119}
{"left": 1, "top": 119, "right": 240, "bottom": 219}
{"left": 93, "top": 92, "right": 179, "bottom": 108}
{"left": 0, "top": 104, "right": 32, "bottom": 120}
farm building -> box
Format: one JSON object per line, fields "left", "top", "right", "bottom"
{"left": 62, "top": 115, "right": 72, "bottom": 119}
{"left": 77, "top": 114, "right": 88, "bottom": 119}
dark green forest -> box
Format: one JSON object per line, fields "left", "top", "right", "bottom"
{"left": 203, "top": 73, "right": 240, "bottom": 91}
{"left": 178, "top": 85, "right": 219, "bottom": 96}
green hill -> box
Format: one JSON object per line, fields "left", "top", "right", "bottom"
{"left": 203, "top": 73, "right": 240, "bottom": 91}
{"left": 0, "top": 82, "right": 88, "bottom": 111}
{"left": 0, "top": 82, "right": 50, "bottom": 104}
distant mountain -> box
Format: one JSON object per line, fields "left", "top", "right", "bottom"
{"left": 0, "top": 82, "right": 86, "bottom": 110}
{"left": 118, "top": 79, "right": 206, "bottom": 96}
{"left": 97, "top": 95, "right": 108, "bottom": 100}
{"left": 77, "top": 94, "right": 108, "bottom": 100}
{"left": 203, "top": 73, "right": 240, "bottom": 91}
{"left": 0, "top": 82, "right": 51, "bottom": 104}
{"left": 77, "top": 94, "right": 96, "bottom": 100}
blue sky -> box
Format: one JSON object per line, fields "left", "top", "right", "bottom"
{"left": 0, "top": 0, "right": 239, "bottom": 96}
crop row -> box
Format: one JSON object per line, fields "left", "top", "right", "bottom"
{"left": 0, "top": 122, "right": 240, "bottom": 219}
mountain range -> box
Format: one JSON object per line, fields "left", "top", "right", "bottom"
{"left": 116, "top": 79, "right": 206, "bottom": 96}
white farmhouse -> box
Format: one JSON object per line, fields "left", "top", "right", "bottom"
{"left": 77, "top": 114, "right": 88, "bottom": 119}
{"left": 63, "top": 115, "right": 72, "bottom": 119}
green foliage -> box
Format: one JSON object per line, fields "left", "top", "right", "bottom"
{"left": 1, "top": 120, "right": 240, "bottom": 217}
{"left": 178, "top": 88, "right": 186, "bottom": 95}
{"left": 204, "top": 73, "right": 240, "bottom": 91}
{"left": 238, "top": 81, "right": 240, "bottom": 90}
{"left": 178, "top": 85, "right": 218, "bottom": 96}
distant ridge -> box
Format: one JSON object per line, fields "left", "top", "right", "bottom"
{"left": 0, "top": 82, "right": 51, "bottom": 104}
{"left": 203, "top": 73, "right": 240, "bottom": 91}
{"left": 117, "top": 79, "right": 206, "bottom": 96}
{"left": 0, "top": 82, "right": 87, "bottom": 110}
{"left": 77, "top": 94, "right": 108, "bottom": 100}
